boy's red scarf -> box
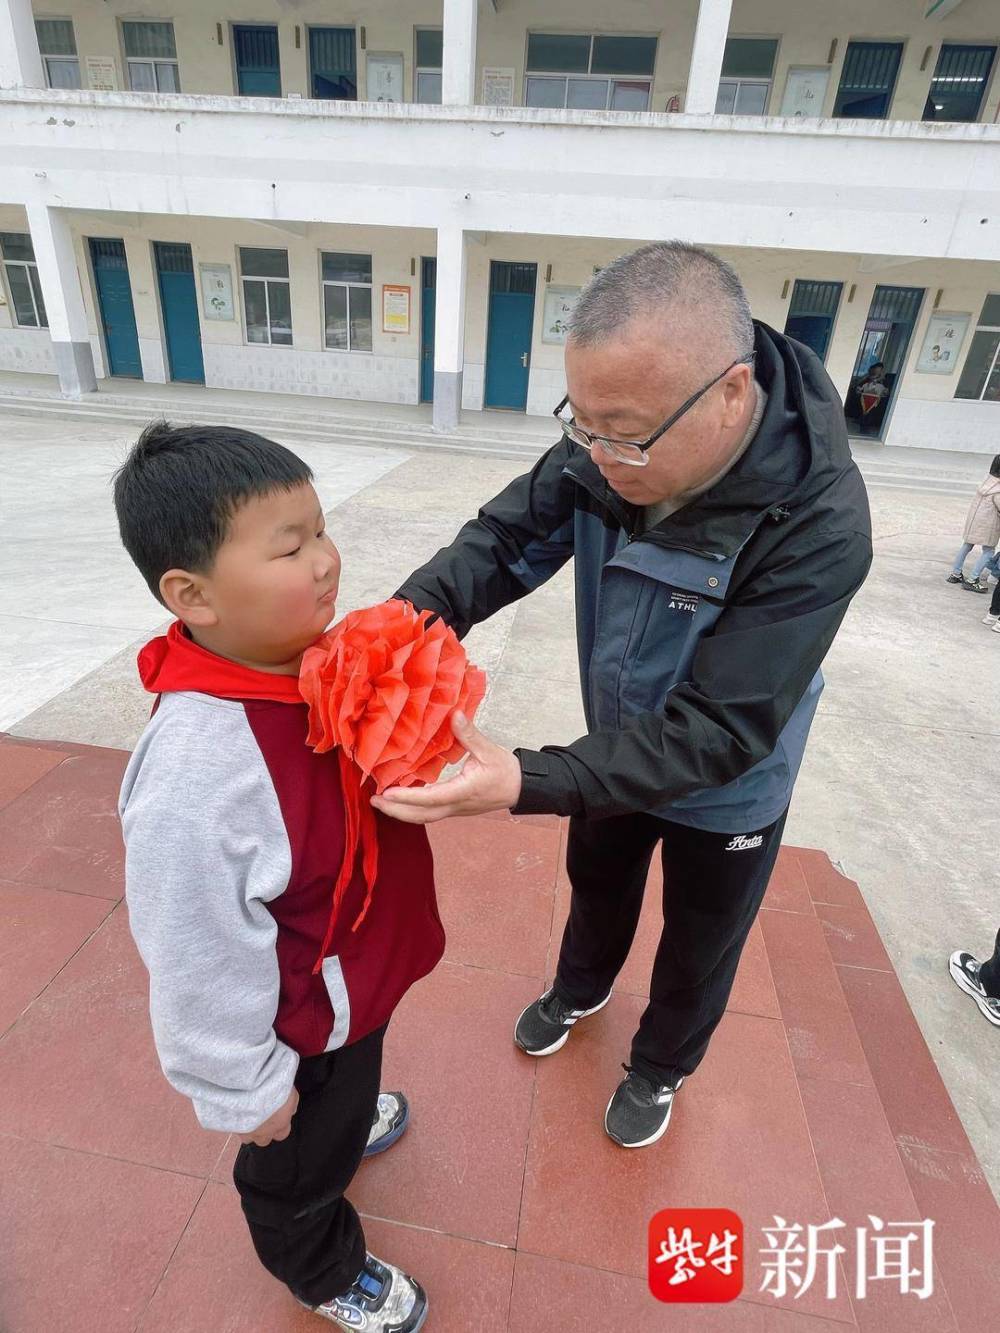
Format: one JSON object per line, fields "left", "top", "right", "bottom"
{"left": 138, "top": 622, "right": 377, "bottom": 972}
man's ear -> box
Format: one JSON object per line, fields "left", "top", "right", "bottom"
{"left": 722, "top": 364, "right": 753, "bottom": 427}
{"left": 159, "top": 568, "right": 218, "bottom": 627}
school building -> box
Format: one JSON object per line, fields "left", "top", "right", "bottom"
{"left": 1, "top": 0, "right": 998, "bottom": 451}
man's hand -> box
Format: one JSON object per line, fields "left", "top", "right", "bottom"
{"left": 239, "top": 1086, "right": 299, "bottom": 1147}
{"left": 371, "top": 712, "right": 522, "bottom": 825}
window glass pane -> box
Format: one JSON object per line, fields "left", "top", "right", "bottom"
{"left": 243, "top": 280, "right": 269, "bottom": 343}
{"left": 349, "top": 286, "right": 373, "bottom": 352}
{"left": 567, "top": 78, "right": 609, "bottom": 110}
{"left": 123, "top": 21, "right": 176, "bottom": 60}
{"left": 721, "top": 38, "right": 777, "bottom": 80}
{"left": 128, "top": 62, "right": 156, "bottom": 93}
{"left": 984, "top": 359, "right": 1000, "bottom": 403}
{"left": 6, "top": 267, "right": 38, "bottom": 327}
{"left": 525, "top": 76, "right": 566, "bottom": 108}
{"left": 47, "top": 58, "right": 81, "bottom": 89}
{"left": 591, "top": 35, "right": 656, "bottom": 76}
{"left": 321, "top": 252, "right": 372, "bottom": 284}
{"left": 735, "top": 82, "right": 769, "bottom": 115}
{"left": 155, "top": 63, "right": 180, "bottom": 94}
{"left": 980, "top": 294, "right": 1000, "bottom": 326}
{"left": 267, "top": 281, "right": 292, "bottom": 344}
{"left": 955, "top": 330, "right": 1000, "bottom": 399}
{"left": 0, "top": 233, "right": 35, "bottom": 263}
{"left": 324, "top": 284, "right": 348, "bottom": 349}
{"left": 35, "top": 19, "right": 76, "bottom": 56}
{"left": 415, "top": 29, "right": 443, "bottom": 70}
{"left": 527, "top": 33, "right": 591, "bottom": 74}
{"left": 416, "top": 70, "right": 442, "bottom": 103}
{"left": 29, "top": 267, "right": 48, "bottom": 327}
{"left": 924, "top": 44, "right": 995, "bottom": 123}
{"left": 715, "top": 80, "right": 738, "bottom": 114}
{"left": 310, "top": 26, "right": 357, "bottom": 99}
{"left": 611, "top": 80, "right": 650, "bottom": 111}
{"left": 240, "top": 247, "right": 289, "bottom": 279}
{"left": 834, "top": 42, "right": 902, "bottom": 119}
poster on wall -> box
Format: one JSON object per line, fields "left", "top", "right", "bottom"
{"left": 780, "top": 67, "right": 830, "bottom": 119}
{"left": 915, "top": 312, "right": 971, "bottom": 374}
{"left": 367, "top": 53, "right": 404, "bottom": 103}
{"left": 382, "top": 284, "right": 411, "bottom": 335}
{"left": 85, "top": 56, "right": 120, "bottom": 93}
{"left": 199, "top": 264, "right": 236, "bottom": 321}
{"left": 482, "top": 67, "right": 516, "bottom": 107}
{"left": 541, "top": 286, "right": 582, "bottom": 345}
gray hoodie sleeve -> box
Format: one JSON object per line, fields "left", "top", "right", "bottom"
{"left": 119, "top": 692, "right": 299, "bottom": 1133}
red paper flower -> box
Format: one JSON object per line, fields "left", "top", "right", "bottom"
{"left": 299, "top": 600, "right": 486, "bottom": 962}
{"left": 300, "top": 599, "right": 487, "bottom": 793}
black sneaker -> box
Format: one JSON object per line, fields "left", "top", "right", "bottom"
{"left": 605, "top": 1066, "right": 684, "bottom": 1148}
{"left": 963, "top": 577, "right": 990, "bottom": 593}
{"left": 363, "top": 1092, "right": 409, "bottom": 1158}
{"left": 949, "top": 951, "right": 1000, "bottom": 1028}
{"left": 297, "top": 1253, "right": 427, "bottom": 1331}
{"left": 514, "top": 986, "right": 611, "bottom": 1056}
{"left": 946, "top": 571, "right": 965, "bottom": 584}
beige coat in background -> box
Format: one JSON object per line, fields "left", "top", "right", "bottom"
{"left": 962, "top": 477, "right": 1000, "bottom": 547}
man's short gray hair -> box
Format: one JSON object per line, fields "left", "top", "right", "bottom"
{"left": 568, "top": 241, "right": 755, "bottom": 359}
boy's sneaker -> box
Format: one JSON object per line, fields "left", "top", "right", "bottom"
{"left": 946, "top": 571, "right": 965, "bottom": 584}
{"left": 983, "top": 613, "right": 999, "bottom": 626}
{"left": 949, "top": 951, "right": 1000, "bottom": 1027}
{"left": 299, "top": 1253, "right": 427, "bottom": 1332}
{"left": 364, "top": 1092, "right": 409, "bottom": 1157}
{"left": 605, "top": 1067, "right": 684, "bottom": 1148}
{"left": 514, "top": 986, "right": 611, "bottom": 1056}
{"left": 993, "top": 621, "right": 1000, "bottom": 635}
{"left": 963, "top": 577, "right": 990, "bottom": 593}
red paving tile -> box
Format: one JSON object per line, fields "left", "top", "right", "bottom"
{"left": 759, "top": 909, "right": 873, "bottom": 1086}
{"left": 0, "top": 904, "right": 222, "bottom": 1179}
{"left": 429, "top": 816, "right": 559, "bottom": 977}
{"left": 0, "top": 748, "right": 127, "bottom": 899}
{"left": 0, "top": 1132, "right": 202, "bottom": 1333}
{"left": 1, "top": 743, "right": 997, "bottom": 1332}
{"left": 0, "top": 738, "right": 65, "bottom": 810}
{"left": 350, "top": 960, "right": 542, "bottom": 1248}
{"left": 508, "top": 1251, "right": 852, "bottom": 1332}
{"left": 517, "top": 995, "right": 854, "bottom": 1323}
{"left": 0, "top": 878, "right": 112, "bottom": 1036}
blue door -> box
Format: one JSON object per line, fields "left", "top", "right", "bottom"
{"left": 89, "top": 238, "right": 142, "bottom": 379}
{"left": 309, "top": 27, "right": 357, "bottom": 100}
{"left": 420, "top": 257, "right": 436, "bottom": 403}
{"left": 484, "top": 261, "right": 537, "bottom": 411}
{"left": 154, "top": 242, "right": 204, "bottom": 384}
{"left": 784, "top": 279, "right": 843, "bottom": 363}
{"left": 234, "top": 25, "right": 280, "bottom": 97}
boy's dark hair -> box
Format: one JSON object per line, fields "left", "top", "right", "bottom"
{"left": 990, "top": 454, "right": 1000, "bottom": 479}
{"left": 113, "top": 421, "right": 313, "bottom": 602}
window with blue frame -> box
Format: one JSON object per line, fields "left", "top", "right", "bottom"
{"left": 309, "top": 27, "right": 357, "bottom": 100}
{"left": 833, "top": 42, "right": 903, "bottom": 119}
{"left": 923, "top": 44, "right": 996, "bottom": 123}
{"left": 233, "top": 25, "right": 281, "bottom": 98}
{"left": 784, "top": 280, "right": 843, "bottom": 363}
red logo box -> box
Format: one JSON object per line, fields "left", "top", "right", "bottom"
{"left": 648, "top": 1209, "right": 744, "bottom": 1303}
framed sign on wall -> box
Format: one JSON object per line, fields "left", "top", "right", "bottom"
{"left": 780, "top": 67, "right": 831, "bottom": 119}
{"left": 199, "top": 263, "right": 235, "bottom": 321}
{"left": 382, "top": 284, "right": 411, "bottom": 335}
{"left": 367, "top": 53, "right": 404, "bottom": 103}
{"left": 482, "top": 67, "right": 515, "bottom": 107}
{"left": 915, "top": 312, "right": 971, "bottom": 375}
{"left": 541, "top": 286, "right": 582, "bottom": 345}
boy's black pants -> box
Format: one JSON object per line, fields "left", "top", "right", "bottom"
{"left": 233, "top": 1024, "right": 385, "bottom": 1307}
{"left": 554, "top": 811, "right": 786, "bottom": 1087}
{"left": 979, "top": 928, "right": 1000, "bottom": 998}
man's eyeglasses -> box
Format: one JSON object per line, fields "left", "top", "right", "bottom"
{"left": 553, "top": 352, "right": 756, "bottom": 468}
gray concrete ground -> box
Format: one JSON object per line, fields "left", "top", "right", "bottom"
{"left": 2, "top": 405, "right": 998, "bottom": 1200}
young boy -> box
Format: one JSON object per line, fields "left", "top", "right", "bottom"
{"left": 115, "top": 422, "right": 441, "bottom": 1331}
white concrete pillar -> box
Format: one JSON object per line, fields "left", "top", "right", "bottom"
{"left": 25, "top": 205, "right": 98, "bottom": 397}
{"left": 0, "top": 0, "right": 45, "bottom": 87}
{"left": 442, "top": 0, "right": 477, "bottom": 106}
{"left": 685, "top": 0, "right": 734, "bottom": 115}
{"left": 432, "top": 226, "right": 468, "bottom": 432}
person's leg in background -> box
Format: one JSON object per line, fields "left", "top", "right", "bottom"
{"left": 969, "top": 545, "right": 996, "bottom": 588}
{"left": 984, "top": 576, "right": 1000, "bottom": 628}
{"left": 949, "top": 933, "right": 1000, "bottom": 1027}
{"left": 948, "top": 541, "right": 974, "bottom": 581}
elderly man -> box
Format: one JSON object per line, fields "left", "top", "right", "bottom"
{"left": 373, "top": 241, "right": 872, "bottom": 1149}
